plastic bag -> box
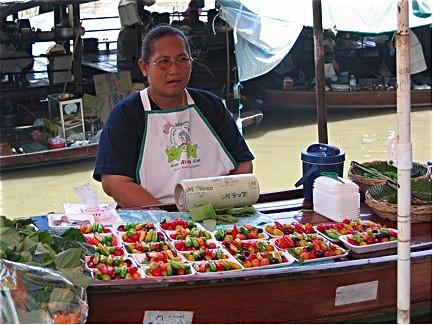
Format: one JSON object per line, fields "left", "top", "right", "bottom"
{"left": 0, "top": 259, "right": 89, "bottom": 324}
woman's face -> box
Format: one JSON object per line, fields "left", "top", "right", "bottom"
{"left": 139, "top": 35, "right": 192, "bottom": 100}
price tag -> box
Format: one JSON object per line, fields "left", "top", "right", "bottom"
{"left": 335, "top": 280, "right": 378, "bottom": 306}
{"left": 143, "top": 311, "right": 193, "bottom": 324}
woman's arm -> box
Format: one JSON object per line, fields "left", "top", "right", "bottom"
{"left": 101, "top": 174, "right": 161, "bottom": 208}
{"left": 230, "top": 161, "right": 253, "bottom": 175}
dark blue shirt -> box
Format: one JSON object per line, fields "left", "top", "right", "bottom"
{"left": 93, "top": 88, "right": 254, "bottom": 182}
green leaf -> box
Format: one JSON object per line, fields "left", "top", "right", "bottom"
{"left": 59, "top": 268, "right": 94, "bottom": 288}
{"left": 61, "top": 228, "right": 85, "bottom": 242}
{"left": 19, "top": 251, "right": 32, "bottom": 263}
{"left": 0, "top": 227, "right": 21, "bottom": 246}
{"left": 189, "top": 204, "right": 217, "bottom": 221}
{"left": 0, "top": 215, "right": 15, "bottom": 227}
{"left": 22, "top": 236, "right": 38, "bottom": 252}
{"left": 33, "top": 242, "right": 55, "bottom": 264}
{"left": 37, "top": 231, "right": 53, "bottom": 246}
{"left": 54, "top": 248, "right": 82, "bottom": 269}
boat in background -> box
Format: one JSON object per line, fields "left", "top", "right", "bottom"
{"left": 266, "top": 89, "right": 432, "bottom": 109}
{"left": 0, "top": 142, "right": 98, "bottom": 172}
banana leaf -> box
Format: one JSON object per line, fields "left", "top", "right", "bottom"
{"left": 368, "top": 179, "right": 432, "bottom": 205}
{"left": 351, "top": 161, "right": 428, "bottom": 180}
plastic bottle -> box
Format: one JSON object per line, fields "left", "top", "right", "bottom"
{"left": 349, "top": 75, "right": 357, "bottom": 91}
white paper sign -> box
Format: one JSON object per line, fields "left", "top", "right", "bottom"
{"left": 143, "top": 311, "right": 194, "bottom": 324}
{"left": 335, "top": 280, "right": 378, "bottom": 306}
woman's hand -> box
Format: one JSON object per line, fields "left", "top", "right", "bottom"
{"left": 230, "top": 161, "right": 253, "bottom": 175}
{"left": 101, "top": 174, "right": 161, "bottom": 208}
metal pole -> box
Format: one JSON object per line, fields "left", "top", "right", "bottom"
{"left": 312, "top": 0, "right": 328, "bottom": 144}
{"left": 396, "top": 0, "right": 412, "bottom": 323}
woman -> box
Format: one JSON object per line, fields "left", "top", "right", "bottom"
{"left": 94, "top": 25, "right": 254, "bottom": 208}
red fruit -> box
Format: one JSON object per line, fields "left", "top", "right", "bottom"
{"left": 207, "top": 242, "right": 217, "bottom": 249}
{"left": 342, "top": 219, "right": 350, "bottom": 225}
{"left": 128, "top": 266, "right": 138, "bottom": 274}
{"left": 132, "top": 232, "right": 140, "bottom": 242}
{"left": 98, "top": 264, "right": 107, "bottom": 274}
{"left": 113, "top": 247, "right": 124, "bottom": 256}
{"left": 106, "top": 266, "right": 114, "bottom": 276}
{"left": 151, "top": 268, "right": 162, "bottom": 276}
{"left": 177, "top": 268, "right": 186, "bottom": 275}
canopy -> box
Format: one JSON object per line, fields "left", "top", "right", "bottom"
{"left": 217, "top": 0, "right": 432, "bottom": 81}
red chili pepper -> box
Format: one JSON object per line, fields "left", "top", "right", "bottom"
{"left": 294, "top": 223, "right": 305, "bottom": 234}
{"left": 274, "top": 221, "right": 285, "bottom": 232}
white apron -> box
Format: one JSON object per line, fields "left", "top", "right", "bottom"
{"left": 137, "top": 88, "right": 236, "bottom": 203}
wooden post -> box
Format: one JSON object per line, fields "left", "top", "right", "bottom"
{"left": 396, "top": 0, "right": 412, "bottom": 323}
{"left": 72, "top": 3, "right": 83, "bottom": 96}
{"left": 312, "top": 0, "right": 328, "bottom": 144}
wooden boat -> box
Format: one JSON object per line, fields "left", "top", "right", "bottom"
{"left": 0, "top": 142, "right": 98, "bottom": 172}
{"left": 266, "top": 89, "right": 432, "bottom": 109}
{"left": 85, "top": 190, "right": 432, "bottom": 324}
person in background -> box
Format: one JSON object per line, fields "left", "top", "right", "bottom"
{"left": 94, "top": 25, "right": 254, "bottom": 207}
{"left": 0, "top": 17, "right": 34, "bottom": 85}
{"left": 387, "top": 28, "right": 429, "bottom": 87}
{"left": 182, "top": 0, "right": 205, "bottom": 22}
{"left": 323, "top": 30, "right": 339, "bottom": 82}
{"left": 117, "top": 0, "right": 155, "bottom": 82}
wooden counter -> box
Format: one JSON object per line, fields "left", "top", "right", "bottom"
{"left": 86, "top": 191, "right": 432, "bottom": 323}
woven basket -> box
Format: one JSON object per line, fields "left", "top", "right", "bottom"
{"left": 348, "top": 160, "right": 430, "bottom": 193}
{"left": 365, "top": 179, "right": 432, "bottom": 223}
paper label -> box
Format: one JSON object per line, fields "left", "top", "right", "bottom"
{"left": 174, "top": 174, "right": 260, "bottom": 211}
{"left": 143, "top": 311, "right": 193, "bottom": 324}
{"left": 335, "top": 281, "right": 378, "bottom": 306}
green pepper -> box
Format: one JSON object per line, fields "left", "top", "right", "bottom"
{"left": 215, "top": 229, "right": 225, "bottom": 240}
{"left": 113, "top": 256, "right": 122, "bottom": 266}
{"left": 100, "top": 254, "right": 107, "bottom": 264}
{"left": 216, "top": 248, "right": 224, "bottom": 259}
{"left": 256, "top": 241, "right": 266, "bottom": 252}
{"left": 170, "top": 260, "right": 182, "bottom": 270}
{"left": 239, "top": 226, "right": 249, "bottom": 235}
{"left": 352, "top": 235, "right": 364, "bottom": 244}
{"left": 208, "top": 260, "right": 217, "bottom": 272}
{"left": 326, "top": 229, "right": 340, "bottom": 240}
{"left": 119, "top": 266, "right": 127, "bottom": 278}
{"left": 192, "top": 237, "right": 200, "bottom": 248}
{"left": 185, "top": 237, "right": 193, "bottom": 247}
{"left": 166, "top": 263, "right": 173, "bottom": 276}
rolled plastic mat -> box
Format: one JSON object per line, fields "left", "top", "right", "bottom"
{"left": 174, "top": 174, "right": 260, "bottom": 211}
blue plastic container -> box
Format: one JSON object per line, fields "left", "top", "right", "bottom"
{"left": 295, "top": 143, "right": 346, "bottom": 201}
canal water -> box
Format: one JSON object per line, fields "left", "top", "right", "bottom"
{"left": 1, "top": 106, "right": 431, "bottom": 218}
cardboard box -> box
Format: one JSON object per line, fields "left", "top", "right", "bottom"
{"left": 93, "top": 72, "right": 133, "bottom": 122}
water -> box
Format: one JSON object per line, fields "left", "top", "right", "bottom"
{"left": 1, "top": 106, "right": 431, "bottom": 218}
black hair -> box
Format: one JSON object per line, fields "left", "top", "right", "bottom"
{"left": 141, "top": 24, "right": 191, "bottom": 59}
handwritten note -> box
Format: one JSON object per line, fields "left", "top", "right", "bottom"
{"left": 143, "top": 311, "right": 194, "bottom": 324}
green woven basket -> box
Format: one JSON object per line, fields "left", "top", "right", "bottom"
{"left": 348, "top": 160, "right": 430, "bottom": 193}
{"left": 365, "top": 179, "right": 432, "bottom": 223}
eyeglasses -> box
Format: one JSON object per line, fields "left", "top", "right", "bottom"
{"left": 146, "top": 56, "right": 193, "bottom": 70}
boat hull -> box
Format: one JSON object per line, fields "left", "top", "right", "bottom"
{"left": 87, "top": 251, "right": 431, "bottom": 324}
{"left": 0, "top": 143, "right": 98, "bottom": 172}
{"left": 266, "top": 89, "right": 432, "bottom": 109}
{"left": 86, "top": 192, "right": 432, "bottom": 324}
